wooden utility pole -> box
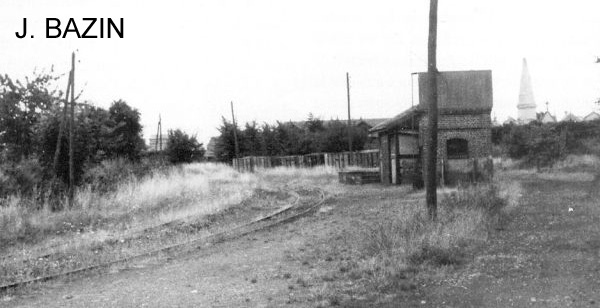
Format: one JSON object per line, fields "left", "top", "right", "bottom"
{"left": 426, "top": 0, "right": 439, "bottom": 220}
{"left": 68, "top": 52, "right": 76, "bottom": 206}
{"left": 156, "top": 114, "right": 162, "bottom": 151}
{"left": 52, "top": 70, "right": 73, "bottom": 173}
{"left": 231, "top": 101, "right": 240, "bottom": 158}
{"left": 346, "top": 72, "right": 352, "bottom": 152}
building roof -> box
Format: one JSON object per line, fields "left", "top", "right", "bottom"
{"left": 538, "top": 111, "right": 557, "bottom": 123}
{"left": 369, "top": 106, "right": 421, "bottom": 133}
{"left": 562, "top": 112, "right": 581, "bottom": 122}
{"left": 583, "top": 111, "right": 600, "bottom": 121}
{"left": 292, "top": 118, "right": 389, "bottom": 129}
{"left": 415, "top": 70, "right": 493, "bottom": 111}
{"left": 355, "top": 118, "right": 389, "bottom": 128}
{"left": 370, "top": 70, "right": 494, "bottom": 134}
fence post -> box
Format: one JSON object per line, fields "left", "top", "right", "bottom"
{"left": 440, "top": 158, "right": 445, "bottom": 187}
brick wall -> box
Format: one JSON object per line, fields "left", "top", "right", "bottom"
{"left": 419, "top": 112, "right": 492, "bottom": 184}
{"left": 420, "top": 114, "right": 491, "bottom": 156}
{"left": 437, "top": 114, "right": 491, "bottom": 130}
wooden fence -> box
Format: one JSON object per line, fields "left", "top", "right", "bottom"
{"left": 324, "top": 150, "right": 379, "bottom": 169}
{"left": 232, "top": 149, "right": 380, "bottom": 172}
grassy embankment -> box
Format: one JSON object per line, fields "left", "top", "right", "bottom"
{"left": 0, "top": 163, "right": 341, "bottom": 285}
{"left": 1, "top": 163, "right": 255, "bottom": 249}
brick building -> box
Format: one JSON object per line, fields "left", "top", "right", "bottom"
{"left": 369, "top": 70, "right": 493, "bottom": 185}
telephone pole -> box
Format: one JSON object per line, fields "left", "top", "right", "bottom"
{"left": 231, "top": 101, "right": 240, "bottom": 159}
{"left": 156, "top": 114, "right": 162, "bottom": 151}
{"left": 346, "top": 72, "right": 352, "bottom": 152}
{"left": 53, "top": 70, "right": 73, "bottom": 173}
{"left": 425, "top": 0, "right": 439, "bottom": 220}
{"left": 68, "top": 52, "right": 76, "bottom": 207}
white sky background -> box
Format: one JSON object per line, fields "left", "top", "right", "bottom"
{"left": 1, "top": 0, "right": 600, "bottom": 145}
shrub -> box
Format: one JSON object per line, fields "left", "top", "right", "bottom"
{"left": 81, "top": 157, "right": 168, "bottom": 193}
{"left": 0, "top": 158, "right": 45, "bottom": 198}
{"left": 106, "top": 100, "right": 145, "bottom": 160}
{"left": 166, "top": 129, "right": 205, "bottom": 164}
{"left": 441, "top": 184, "right": 507, "bottom": 217}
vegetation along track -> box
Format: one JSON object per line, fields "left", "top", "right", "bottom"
{"left": 0, "top": 187, "right": 325, "bottom": 293}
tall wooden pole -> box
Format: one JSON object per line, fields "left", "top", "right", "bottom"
{"left": 53, "top": 70, "right": 72, "bottom": 173}
{"left": 155, "top": 115, "right": 160, "bottom": 151}
{"left": 158, "top": 114, "right": 162, "bottom": 151}
{"left": 426, "top": 0, "right": 439, "bottom": 220}
{"left": 231, "top": 101, "right": 240, "bottom": 159}
{"left": 68, "top": 52, "right": 76, "bottom": 206}
{"left": 347, "top": 72, "right": 353, "bottom": 152}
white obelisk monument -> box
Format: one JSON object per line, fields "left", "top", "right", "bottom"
{"left": 517, "top": 58, "right": 537, "bottom": 123}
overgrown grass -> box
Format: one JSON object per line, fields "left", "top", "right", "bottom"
{"left": 0, "top": 163, "right": 339, "bottom": 286}
{"left": 0, "top": 163, "right": 257, "bottom": 253}
{"left": 354, "top": 181, "right": 517, "bottom": 291}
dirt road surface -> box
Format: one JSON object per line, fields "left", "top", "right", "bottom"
{"left": 4, "top": 174, "right": 600, "bottom": 307}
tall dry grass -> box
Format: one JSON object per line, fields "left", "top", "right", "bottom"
{"left": 355, "top": 181, "right": 517, "bottom": 290}
{"left": 0, "top": 163, "right": 342, "bottom": 285}
{"left": 0, "top": 163, "right": 257, "bottom": 252}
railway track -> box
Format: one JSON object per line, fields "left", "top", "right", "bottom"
{"left": 0, "top": 188, "right": 325, "bottom": 293}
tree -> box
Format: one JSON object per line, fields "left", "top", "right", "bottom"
{"left": 106, "top": 100, "right": 145, "bottom": 160}
{"left": 275, "top": 121, "right": 303, "bottom": 155}
{"left": 299, "top": 113, "right": 325, "bottom": 154}
{"left": 215, "top": 117, "right": 239, "bottom": 162}
{"left": 0, "top": 71, "right": 59, "bottom": 160}
{"left": 36, "top": 104, "right": 113, "bottom": 184}
{"left": 305, "top": 113, "right": 325, "bottom": 133}
{"left": 322, "top": 120, "right": 349, "bottom": 153}
{"left": 242, "top": 121, "right": 261, "bottom": 156}
{"left": 260, "top": 123, "right": 279, "bottom": 156}
{"left": 166, "top": 129, "right": 204, "bottom": 164}
{"left": 526, "top": 124, "right": 563, "bottom": 170}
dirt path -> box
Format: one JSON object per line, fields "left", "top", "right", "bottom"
{"left": 378, "top": 175, "right": 600, "bottom": 307}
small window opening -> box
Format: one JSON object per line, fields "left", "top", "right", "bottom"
{"left": 447, "top": 138, "right": 468, "bottom": 159}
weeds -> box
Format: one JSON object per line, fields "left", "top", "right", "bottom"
{"left": 0, "top": 163, "right": 256, "bottom": 249}
{"left": 353, "top": 182, "right": 512, "bottom": 291}
{"left": 0, "top": 163, "right": 340, "bottom": 286}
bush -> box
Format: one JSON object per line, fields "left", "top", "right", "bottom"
{"left": 166, "top": 129, "right": 205, "bottom": 164}
{"left": 0, "top": 158, "right": 45, "bottom": 198}
{"left": 81, "top": 158, "right": 168, "bottom": 193}
{"left": 441, "top": 184, "right": 507, "bottom": 215}
{"left": 106, "top": 100, "right": 145, "bottom": 160}
{"left": 499, "top": 123, "right": 565, "bottom": 168}
{"left": 495, "top": 121, "right": 600, "bottom": 169}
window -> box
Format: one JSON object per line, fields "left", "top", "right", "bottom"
{"left": 447, "top": 138, "right": 468, "bottom": 159}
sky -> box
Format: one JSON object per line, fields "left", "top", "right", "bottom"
{"left": 1, "top": 0, "right": 600, "bottom": 145}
